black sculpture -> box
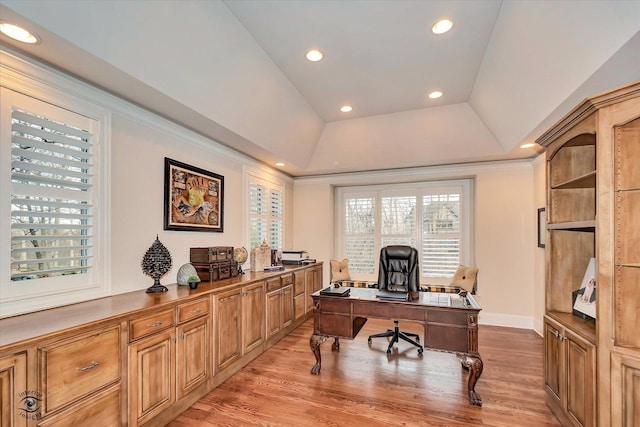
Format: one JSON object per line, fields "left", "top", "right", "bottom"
{"left": 142, "top": 235, "right": 172, "bottom": 293}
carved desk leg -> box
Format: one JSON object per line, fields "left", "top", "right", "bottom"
{"left": 310, "top": 334, "right": 327, "bottom": 375}
{"left": 460, "top": 354, "right": 483, "bottom": 406}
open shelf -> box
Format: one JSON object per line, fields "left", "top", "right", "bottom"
{"left": 552, "top": 170, "right": 596, "bottom": 190}
{"left": 547, "top": 220, "right": 596, "bottom": 231}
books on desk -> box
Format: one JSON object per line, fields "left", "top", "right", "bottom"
{"left": 376, "top": 290, "right": 408, "bottom": 301}
{"left": 319, "top": 286, "right": 351, "bottom": 297}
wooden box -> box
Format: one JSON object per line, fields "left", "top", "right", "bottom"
{"left": 190, "top": 247, "right": 234, "bottom": 263}
{"left": 193, "top": 261, "right": 238, "bottom": 283}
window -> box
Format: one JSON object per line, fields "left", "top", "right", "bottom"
{"left": 337, "top": 179, "right": 472, "bottom": 281}
{"left": 248, "top": 175, "right": 283, "bottom": 250}
{"left": 1, "top": 85, "right": 109, "bottom": 317}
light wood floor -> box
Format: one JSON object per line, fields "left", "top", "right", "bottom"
{"left": 169, "top": 318, "right": 561, "bottom": 426}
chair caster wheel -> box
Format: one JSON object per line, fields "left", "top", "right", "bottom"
{"left": 418, "top": 348, "right": 423, "bottom": 355}
{"left": 368, "top": 338, "right": 372, "bottom": 344}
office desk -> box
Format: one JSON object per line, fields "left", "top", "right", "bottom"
{"left": 310, "top": 287, "right": 483, "bottom": 406}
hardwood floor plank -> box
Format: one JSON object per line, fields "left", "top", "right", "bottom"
{"left": 169, "top": 318, "right": 561, "bottom": 426}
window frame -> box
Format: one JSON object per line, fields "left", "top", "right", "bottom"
{"left": 335, "top": 179, "right": 473, "bottom": 283}
{"left": 0, "top": 51, "right": 111, "bottom": 318}
{"left": 245, "top": 170, "right": 285, "bottom": 251}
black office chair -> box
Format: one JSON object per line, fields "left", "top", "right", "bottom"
{"left": 368, "top": 246, "right": 424, "bottom": 355}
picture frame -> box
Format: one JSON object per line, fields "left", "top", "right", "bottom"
{"left": 164, "top": 158, "right": 224, "bottom": 232}
{"left": 572, "top": 258, "right": 596, "bottom": 321}
{"left": 537, "top": 207, "right": 546, "bottom": 248}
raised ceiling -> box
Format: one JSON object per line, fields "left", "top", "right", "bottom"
{"left": 1, "top": 0, "right": 639, "bottom": 176}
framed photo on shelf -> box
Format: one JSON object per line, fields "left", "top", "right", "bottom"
{"left": 537, "top": 207, "right": 546, "bottom": 248}
{"left": 164, "top": 158, "right": 224, "bottom": 232}
{"left": 573, "top": 257, "right": 596, "bottom": 320}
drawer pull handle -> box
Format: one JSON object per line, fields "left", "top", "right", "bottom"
{"left": 78, "top": 361, "right": 99, "bottom": 371}
{"left": 191, "top": 308, "right": 202, "bottom": 313}
{"left": 148, "top": 321, "right": 163, "bottom": 327}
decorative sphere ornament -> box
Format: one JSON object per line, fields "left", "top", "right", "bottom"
{"left": 234, "top": 246, "right": 248, "bottom": 274}
{"left": 141, "top": 235, "right": 172, "bottom": 293}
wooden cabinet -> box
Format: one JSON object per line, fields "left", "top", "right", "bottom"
{"left": 0, "top": 352, "right": 27, "bottom": 427}
{"left": 544, "top": 317, "right": 595, "bottom": 427}
{"left": 128, "top": 297, "right": 210, "bottom": 426}
{"left": 216, "top": 281, "right": 264, "bottom": 371}
{"left": 38, "top": 385, "right": 121, "bottom": 427}
{"left": 39, "top": 325, "right": 121, "bottom": 418}
{"left": 0, "top": 262, "right": 321, "bottom": 427}
{"left": 128, "top": 328, "right": 175, "bottom": 426}
{"left": 293, "top": 270, "right": 306, "bottom": 319}
{"left": 305, "top": 265, "right": 323, "bottom": 312}
{"left": 266, "top": 274, "right": 294, "bottom": 340}
{"left": 538, "top": 81, "right": 640, "bottom": 427}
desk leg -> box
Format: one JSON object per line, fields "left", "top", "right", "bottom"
{"left": 460, "top": 355, "right": 483, "bottom": 406}
{"left": 332, "top": 337, "right": 340, "bottom": 351}
{"left": 310, "top": 334, "right": 327, "bottom": 375}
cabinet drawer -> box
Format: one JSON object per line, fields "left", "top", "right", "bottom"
{"left": 177, "top": 297, "right": 210, "bottom": 324}
{"left": 129, "top": 309, "right": 175, "bottom": 341}
{"left": 38, "top": 384, "right": 121, "bottom": 427}
{"left": 281, "top": 273, "right": 293, "bottom": 286}
{"left": 40, "top": 326, "right": 120, "bottom": 414}
{"left": 266, "top": 277, "right": 282, "bottom": 293}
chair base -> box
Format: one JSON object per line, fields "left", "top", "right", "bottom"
{"left": 368, "top": 320, "right": 424, "bottom": 354}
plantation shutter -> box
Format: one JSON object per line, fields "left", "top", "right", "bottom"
{"left": 421, "top": 193, "right": 460, "bottom": 277}
{"left": 248, "top": 178, "right": 283, "bottom": 250}
{"left": 269, "top": 188, "right": 283, "bottom": 249}
{"left": 10, "top": 108, "right": 94, "bottom": 280}
{"left": 381, "top": 195, "right": 416, "bottom": 248}
{"left": 343, "top": 196, "right": 376, "bottom": 274}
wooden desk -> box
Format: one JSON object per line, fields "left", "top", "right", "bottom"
{"left": 310, "top": 287, "right": 483, "bottom": 406}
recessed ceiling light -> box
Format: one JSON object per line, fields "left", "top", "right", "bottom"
{"left": 432, "top": 19, "right": 453, "bottom": 35}
{"left": 340, "top": 105, "right": 353, "bottom": 113}
{"left": 305, "top": 49, "right": 323, "bottom": 62}
{"left": 520, "top": 143, "right": 537, "bottom": 149}
{"left": 0, "top": 22, "right": 40, "bottom": 44}
{"left": 428, "top": 91, "right": 443, "bottom": 99}
{"left": 275, "top": 162, "right": 286, "bottom": 167}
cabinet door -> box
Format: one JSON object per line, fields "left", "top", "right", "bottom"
{"left": 305, "top": 267, "right": 314, "bottom": 312}
{"left": 293, "top": 270, "right": 305, "bottom": 295}
{"left": 0, "top": 352, "right": 27, "bottom": 427}
{"left": 128, "top": 330, "right": 175, "bottom": 426}
{"left": 544, "top": 320, "right": 563, "bottom": 405}
{"left": 242, "top": 282, "right": 265, "bottom": 354}
{"left": 281, "top": 284, "right": 294, "bottom": 328}
{"left": 266, "top": 290, "right": 281, "bottom": 339}
{"left": 565, "top": 329, "right": 596, "bottom": 427}
{"left": 216, "top": 289, "right": 242, "bottom": 370}
{"left": 314, "top": 266, "right": 323, "bottom": 293}
{"left": 176, "top": 316, "right": 209, "bottom": 399}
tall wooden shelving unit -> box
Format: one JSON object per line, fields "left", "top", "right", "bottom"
{"left": 537, "top": 81, "right": 640, "bottom": 427}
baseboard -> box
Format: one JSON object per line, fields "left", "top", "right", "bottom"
{"left": 478, "top": 311, "right": 535, "bottom": 330}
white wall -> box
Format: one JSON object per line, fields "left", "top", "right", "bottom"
{"left": 293, "top": 160, "right": 538, "bottom": 329}
{"left": 108, "top": 113, "right": 295, "bottom": 295}
{"left": 533, "top": 153, "right": 547, "bottom": 335}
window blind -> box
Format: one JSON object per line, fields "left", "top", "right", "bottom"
{"left": 248, "top": 179, "right": 283, "bottom": 250}
{"left": 10, "top": 108, "right": 93, "bottom": 281}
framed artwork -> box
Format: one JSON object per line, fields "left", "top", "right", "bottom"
{"left": 164, "top": 158, "right": 224, "bottom": 232}
{"left": 537, "top": 207, "right": 546, "bottom": 248}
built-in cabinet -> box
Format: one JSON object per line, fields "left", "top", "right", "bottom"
{"left": 0, "top": 352, "right": 27, "bottom": 427}
{"left": 215, "top": 281, "right": 264, "bottom": 371}
{"left": 265, "top": 274, "right": 294, "bottom": 342}
{"left": 0, "top": 263, "right": 322, "bottom": 426}
{"left": 538, "top": 81, "right": 640, "bottom": 427}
